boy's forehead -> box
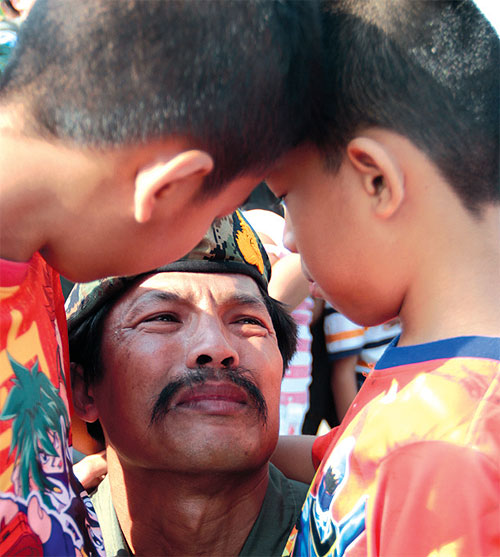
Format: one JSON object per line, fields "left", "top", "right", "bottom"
{"left": 266, "top": 144, "right": 321, "bottom": 193}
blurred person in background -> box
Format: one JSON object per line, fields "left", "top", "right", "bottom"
{"left": 324, "top": 302, "right": 401, "bottom": 420}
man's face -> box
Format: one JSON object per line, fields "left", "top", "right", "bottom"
{"left": 91, "top": 272, "right": 283, "bottom": 474}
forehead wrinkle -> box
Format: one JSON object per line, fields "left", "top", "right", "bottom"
{"left": 219, "top": 292, "right": 268, "bottom": 314}
{"left": 121, "top": 289, "right": 192, "bottom": 322}
{"left": 115, "top": 277, "right": 268, "bottom": 323}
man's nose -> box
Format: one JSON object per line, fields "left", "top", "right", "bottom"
{"left": 186, "top": 317, "right": 239, "bottom": 369}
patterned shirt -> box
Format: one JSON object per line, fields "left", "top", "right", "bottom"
{"left": 0, "top": 253, "right": 105, "bottom": 555}
{"left": 285, "top": 336, "right": 500, "bottom": 556}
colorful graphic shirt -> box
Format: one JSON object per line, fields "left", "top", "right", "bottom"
{"left": 285, "top": 336, "right": 500, "bottom": 556}
{"left": 0, "top": 253, "right": 105, "bottom": 555}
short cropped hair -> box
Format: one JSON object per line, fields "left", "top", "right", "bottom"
{"left": 69, "top": 279, "right": 297, "bottom": 444}
{"left": 316, "top": 0, "right": 499, "bottom": 214}
{"left": 0, "top": 0, "right": 322, "bottom": 193}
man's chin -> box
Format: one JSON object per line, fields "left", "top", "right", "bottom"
{"left": 171, "top": 437, "right": 276, "bottom": 476}
{"left": 163, "top": 416, "right": 277, "bottom": 462}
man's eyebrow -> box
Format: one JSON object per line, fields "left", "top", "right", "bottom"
{"left": 123, "top": 289, "right": 268, "bottom": 319}
{"left": 222, "top": 293, "right": 267, "bottom": 311}
{"left": 135, "top": 290, "right": 185, "bottom": 304}
{"left": 125, "top": 290, "right": 187, "bottom": 319}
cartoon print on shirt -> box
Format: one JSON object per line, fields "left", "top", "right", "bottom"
{"left": 0, "top": 254, "right": 105, "bottom": 555}
{"left": 42, "top": 278, "right": 69, "bottom": 395}
{"left": 0, "top": 353, "right": 104, "bottom": 554}
{"left": 293, "top": 437, "right": 367, "bottom": 557}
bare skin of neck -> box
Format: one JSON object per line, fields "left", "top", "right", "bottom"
{"left": 0, "top": 130, "right": 64, "bottom": 263}
{"left": 398, "top": 200, "right": 500, "bottom": 346}
{"left": 0, "top": 116, "right": 116, "bottom": 266}
{"left": 106, "top": 449, "right": 270, "bottom": 556}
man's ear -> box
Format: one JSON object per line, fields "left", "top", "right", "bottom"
{"left": 346, "top": 137, "right": 405, "bottom": 219}
{"left": 71, "top": 363, "right": 99, "bottom": 423}
{"left": 134, "top": 150, "right": 214, "bottom": 223}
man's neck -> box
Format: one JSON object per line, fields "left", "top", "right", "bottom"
{"left": 107, "top": 450, "right": 270, "bottom": 557}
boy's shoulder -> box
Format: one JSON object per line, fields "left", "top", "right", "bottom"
{"left": 314, "top": 336, "right": 500, "bottom": 464}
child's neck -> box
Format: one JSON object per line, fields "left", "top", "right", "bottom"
{"left": 398, "top": 204, "right": 500, "bottom": 346}
{"left": 0, "top": 139, "right": 61, "bottom": 263}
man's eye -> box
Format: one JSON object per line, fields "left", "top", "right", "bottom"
{"left": 236, "top": 317, "right": 265, "bottom": 327}
{"left": 144, "top": 313, "right": 179, "bottom": 323}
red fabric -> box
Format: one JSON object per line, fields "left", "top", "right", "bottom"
{"left": 0, "top": 258, "right": 30, "bottom": 287}
{"left": 286, "top": 340, "right": 500, "bottom": 556}
{"left": 312, "top": 428, "right": 338, "bottom": 469}
{"left": 0, "top": 253, "right": 104, "bottom": 555}
{"left": 0, "top": 512, "right": 43, "bottom": 555}
{"left": 369, "top": 442, "right": 500, "bottom": 556}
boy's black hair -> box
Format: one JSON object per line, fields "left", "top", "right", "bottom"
{"left": 317, "top": 0, "right": 499, "bottom": 214}
{"left": 0, "top": 0, "right": 323, "bottom": 194}
{"left": 69, "top": 281, "right": 297, "bottom": 444}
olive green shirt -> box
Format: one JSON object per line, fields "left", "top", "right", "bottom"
{"left": 90, "top": 463, "right": 308, "bottom": 556}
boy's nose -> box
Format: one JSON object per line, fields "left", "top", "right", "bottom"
{"left": 283, "top": 211, "right": 298, "bottom": 253}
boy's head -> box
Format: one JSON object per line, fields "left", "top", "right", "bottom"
{"left": 0, "top": 0, "right": 322, "bottom": 280}
{"left": 267, "top": 0, "right": 499, "bottom": 326}
{"left": 0, "top": 0, "right": 323, "bottom": 191}
{"left": 316, "top": 0, "right": 499, "bottom": 213}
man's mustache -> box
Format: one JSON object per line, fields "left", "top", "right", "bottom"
{"left": 150, "top": 366, "right": 268, "bottom": 426}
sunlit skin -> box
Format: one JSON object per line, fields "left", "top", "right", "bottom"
{"left": 266, "top": 142, "right": 404, "bottom": 327}
{"left": 74, "top": 272, "right": 285, "bottom": 555}
{"left": 88, "top": 272, "right": 283, "bottom": 474}
{"left": 267, "top": 134, "right": 500, "bottom": 346}
{"left": 0, "top": 126, "right": 261, "bottom": 282}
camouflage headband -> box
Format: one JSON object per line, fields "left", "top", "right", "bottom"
{"left": 65, "top": 210, "right": 272, "bottom": 332}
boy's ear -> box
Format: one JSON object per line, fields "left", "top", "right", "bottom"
{"left": 71, "top": 363, "right": 99, "bottom": 423}
{"left": 134, "top": 150, "right": 214, "bottom": 223}
{"left": 346, "top": 137, "right": 405, "bottom": 219}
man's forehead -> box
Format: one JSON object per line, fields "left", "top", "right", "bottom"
{"left": 123, "top": 271, "right": 264, "bottom": 307}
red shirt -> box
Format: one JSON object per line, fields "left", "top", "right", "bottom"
{"left": 0, "top": 253, "right": 104, "bottom": 555}
{"left": 285, "top": 336, "right": 500, "bottom": 556}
